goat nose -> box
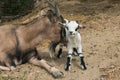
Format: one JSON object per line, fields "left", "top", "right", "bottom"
{"left": 69, "top": 31, "right": 73, "bottom": 35}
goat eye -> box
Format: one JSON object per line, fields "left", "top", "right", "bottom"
{"left": 75, "top": 27, "right": 78, "bottom": 31}
{"left": 75, "top": 26, "right": 79, "bottom": 31}
{"left": 75, "top": 28, "right": 77, "bottom": 31}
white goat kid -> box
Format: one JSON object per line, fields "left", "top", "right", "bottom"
{"left": 58, "top": 19, "right": 87, "bottom": 71}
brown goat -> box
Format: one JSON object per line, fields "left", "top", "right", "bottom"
{"left": 0, "top": 0, "right": 65, "bottom": 78}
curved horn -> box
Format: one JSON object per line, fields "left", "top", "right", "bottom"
{"left": 47, "top": 0, "right": 60, "bottom": 17}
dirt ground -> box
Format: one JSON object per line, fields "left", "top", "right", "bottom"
{"left": 0, "top": 0, "right": 120, "bottom": 80}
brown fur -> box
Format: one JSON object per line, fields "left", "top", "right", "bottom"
{"left": 0, "top": 12, "right": 63, "bottom": 78}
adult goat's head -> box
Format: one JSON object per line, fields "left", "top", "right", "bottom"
{"left": 46, "top": 0, "right": 65, "bottom": 23}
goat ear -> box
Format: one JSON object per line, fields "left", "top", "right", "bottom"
{"left": 76, "top": 20, "right": 86, "bottom": 29}
{"left": 40, "top": 10, "right": 47, "bottom": 16}
{"left": 59, "top": 22, "right": 66, "bottom": 26}
{"left": 64, "top": 19, "right": 69, "bottom": 24}
{"left": 76, "top": 21, "right": 86, "bottom": 29}
{"left": 76, "top": 20, "right": 79, "bottom": 23}
{"left": 79, "top": 24, "right": 86, "bottom": 29}
{"left": 58, "top": 22, "right": 67, "bottom": 29}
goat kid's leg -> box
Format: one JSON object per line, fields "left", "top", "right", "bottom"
{"left": 29, "top": 57, "right": 64, "bottom": 78}
{"left": 78, "top": 54, "right": 87, "bottom": 70}
{"left": 77, "top": 46, "right": 87, "bottom": 70}
{"left": 65, "top": 46, "right": 73, "bottom": 71}
{"left": 65, "top": 54, "right": 72, "bottom": 71}
{"left": 57, "top": 43, "right": 63, "bottom": 58}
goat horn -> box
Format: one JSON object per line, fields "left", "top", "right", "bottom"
{"left": 47, "top": 0, "right": 61, "bottom": 17}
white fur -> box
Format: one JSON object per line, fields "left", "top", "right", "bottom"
{"left": 59, "top": 19, "right": 86, "bottom": 70}
{"left": 64, "top": 20, "right": 83, "bottom": 56}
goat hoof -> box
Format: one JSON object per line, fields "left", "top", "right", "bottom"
{"left": 65, "top": 66, "right": 70, "bottom": 71}
{"left": 65, "top": 68, "right": 69, "bottom": 71}
{"left": 51, "top": 67, "right": 64, "bottom": 78}
{"left": 0, "top": 65, "right": 10, "bottom": 71}
{"left": 52, "top": 71, "right": 64, "bottom": 78}
{"left": 57, "top": 55, "right": 61, "bottom": 59}
{"left": 80, "top": 65, "right": 87, "bottom": 70}
{"left": 10, "top": 66, "right": 16, "bottom": 70}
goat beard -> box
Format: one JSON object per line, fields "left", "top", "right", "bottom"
{"left": 48, "top": 41, "right": 60, "bottom": 58}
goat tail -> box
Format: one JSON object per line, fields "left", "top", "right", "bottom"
{"left": 49, "top": 41, "right": 60, "bottom": 58}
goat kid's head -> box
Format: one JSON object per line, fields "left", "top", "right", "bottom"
{"left": 60, "top": 19, "right": 84, "bottom": 36}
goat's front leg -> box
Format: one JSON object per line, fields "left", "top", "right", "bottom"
{"left": 28, "top": 50, "right": 64, "bottom": 78}
{"left": 29, "top": 58, "right": 64, "bottom": 78}
{"left": 65, "top": 47, "right": 72, "bottom": 71}
{"left": 65, "top": 54, "right": 72, "bottom": 71}
{"left": 78, "top": 47, "right": 87, "bottom": 70}
{"left": 57, "top": 43, "right": 63, "bottom": 58}
{"left": 80, "top": 56, "right": 87, "bottom": 70}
